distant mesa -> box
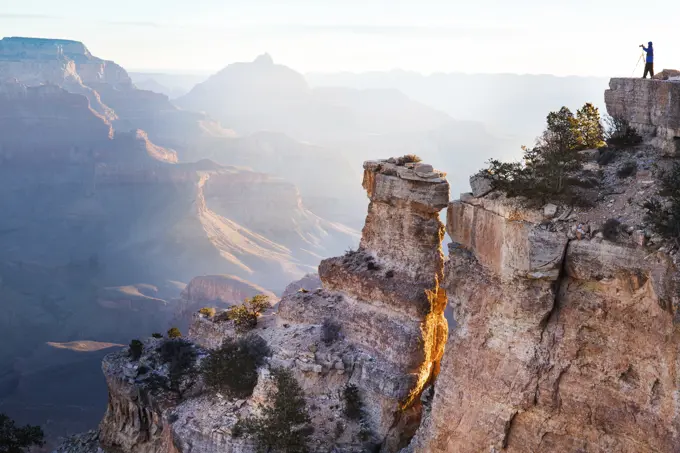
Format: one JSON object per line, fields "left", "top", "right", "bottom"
{"left": 0, "top": 36, "right": 91, "bottom": 59}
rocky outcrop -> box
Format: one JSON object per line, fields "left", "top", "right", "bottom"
{"left": 98, "top": 339, "right": 186, "bottom": 453}
{"left": 604, "top": 77, "right": 680, "bottom": 154}
{"left": 276, "top": 159, "right": 450, "bottom": 450}
{"left": 653, "top": 69, "right": 680, "bottom": 81}
{"left": 448, "top": 195, "right": 567, "bottom": 280}
{"left": 54, "top": 75, "right": 680, "bottom": 453}
{"left": 90, "top": 159, "right": 449, "bottom": 453}
{"left": 408, "top": 181, "right": 680, "bottom": 452}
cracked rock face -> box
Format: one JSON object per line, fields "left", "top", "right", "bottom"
{"left": 93, "top": 158, "right": 450, "bottom": 453}
{"left": 605, "top": 78, "right": 680, "bottom": 155}
{"left": 278, "top": 159, "right": 450, "bottom": 450}
{"left": 408, "top": 193, "right": 680, "bottom": 453}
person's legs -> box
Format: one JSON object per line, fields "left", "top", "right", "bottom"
{"left": 650, "top": 63, "right": 654, "bottom": 78}
{"left": 643, "top": 63, "right": 651, "bottom": 78}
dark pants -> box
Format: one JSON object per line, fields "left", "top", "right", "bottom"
{"left": 643, "top": 62, "right": 654, "bottom": 78}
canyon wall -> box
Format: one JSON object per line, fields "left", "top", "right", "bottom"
{"left": 92, "top": 159, "right": 449, "bottom": 453}
{"left": 407, "top": 76, "right": 680, "bottom": 451}
{"left": 408, "top": 188, "right": 680, "bottom": 452}
{"left": 59, "top": 78, "right": 680, "bottom": 453}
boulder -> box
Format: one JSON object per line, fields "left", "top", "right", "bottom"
{"left": 543, "top": 203, "right": 558, "bottom": 219}
{"left": 469, "top": 174, "right": 493, "bottom": 197}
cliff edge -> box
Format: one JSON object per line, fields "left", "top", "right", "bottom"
{"left": 408, "top": 78, "right": 680, "bottom": 452}
{"left": 84, "top": 158, "right": 449, "bottom": 453}
{"left": 56, "top": 79, "right": 680, "bottom": 453}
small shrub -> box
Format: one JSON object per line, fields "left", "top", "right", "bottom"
{"left": 199, "top": 307, "right": 216, "bottom": 317}
{"left": 321, "top": 319, "right": 341, "bottom": 345}
{"left": 481, "top": 105, "right": 592, "bottom": 205}
{"left": 395, "top": 154, "right": 422, "bottom": 165}
{"left": 241, "top": 333, "right": 271, "bottom": 361}
{"left": 602, "top": 219, "right": 621, "bottom": 241}
{"left": 238, "top": 367, "right": 312, "bottom": 453}
{"left": 159, "top": 339, "right": 198, "bottom": 394}
{"left": 605, "top": 115, "right": 642, "bottom": 148}
{"left": 226, "top": 305, "right": 258, "bottom": 333}
{"left": 644, "top": 198, "right": 680, "bottom": 245}
{"left": 219, "top": 294, "right": 271, "bottom": 333}
{"left": 343, "top": 384, "right": 363, "bottom": 421}
{"left": 129, "top": 339, "right": 144, "bottom": 361}
{"left": 0, "top": 413, "right": 45, "bottom": 453}
{"left": 246, "top": 295, "right": 271, "bottom": 315}
{"left": 151, "top": 333, "right": 163, "bottom": 339}
{"left": 201, "top": 335, "right": 270, "bottom": 399}
{"left": 167, "top": 327, "right": 182, "bottom": 338}
{"left": 617, "top": 160, "right": 638, "bottom": 178}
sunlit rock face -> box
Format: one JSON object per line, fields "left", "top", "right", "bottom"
{"left": 605, "top": 77, "right": 680, "bottom": 155}
{"left": 407, "top": 186, "right": 680, "bottom": 453}
{"left": 277, "top": 159, "right": 450, "bottom": 451}
{"left": 91, "top": 159, "right": 449, "bottom": 453}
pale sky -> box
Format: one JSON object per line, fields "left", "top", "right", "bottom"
{"left": 0, "top": 0, "right": 675, "bottom": 76}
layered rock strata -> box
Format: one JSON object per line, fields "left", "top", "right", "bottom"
{"left": 94, "top": 159, "right": 449, "bottom": 453}
{"left": 605, "top": 77, "right": 680, "bottom": 154}
{"left": 407, "top": 187, "right": 680, "bottom": 452}
{"left": 278, "top": 159, "right": 450, "bottom": 448}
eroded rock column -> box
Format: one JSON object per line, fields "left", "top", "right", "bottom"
{"left": 278, "top": 159, "right": 450, "bottom": 450}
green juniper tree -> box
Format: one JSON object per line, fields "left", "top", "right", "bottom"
{"left": 482, "top": 105, "right": 591, "bottom": 204}
{"left": 237, "top": 367, "right": 312, "bottom": 453}
{"left": 575, "top": 102, "right": 606, "bottom": 149}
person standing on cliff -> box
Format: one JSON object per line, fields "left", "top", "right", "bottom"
{"left": 641, "top": 41, "right": 654, "bottom": 78}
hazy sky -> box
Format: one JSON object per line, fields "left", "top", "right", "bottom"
{"left": 0, "top": 0, "right": 675, "bottom": 76}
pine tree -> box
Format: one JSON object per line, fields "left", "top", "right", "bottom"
{"left": 576, "top": 103, "right": 605, "bottom": 149}
{"left": 482, "top": 105, "right": 585, "bottom": 204}
{"left": 546, "top": 106, "right": 579, "bottom": 152}
{"left": 238, "top": 368, "right": 312, "bottom": 453}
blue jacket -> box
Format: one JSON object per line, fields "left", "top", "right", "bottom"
{"left": 643, "top": 43, "right": 654, "bottom": 63}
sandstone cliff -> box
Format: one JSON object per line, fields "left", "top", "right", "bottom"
{"left": 408, "top": 193, "right": 680, "bottom": 452}
{"left": 56, "top": 78, "right": 680, "bottom": 453}
{"left": 407, "top": 78, "right": 680, "bottom": 452}
{"left": 88, "top": 159, "right": 448, "bottom": 453}
{"left": 605, "top": 78, "right": 680, "bottom": 154}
